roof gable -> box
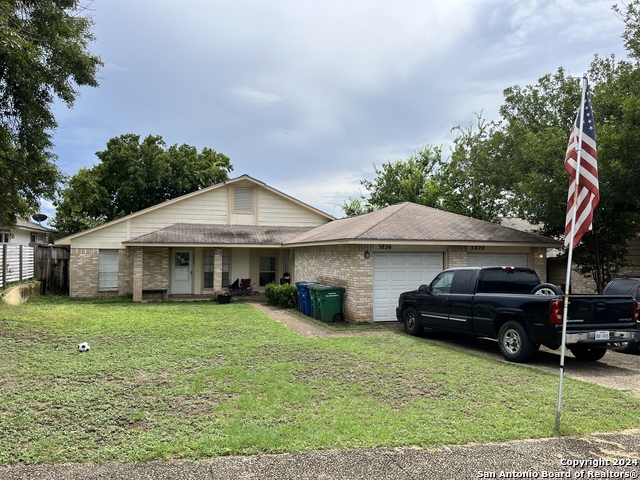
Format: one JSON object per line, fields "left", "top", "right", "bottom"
{"left": 56, "top": 175, "right": 334, "bottom": 244}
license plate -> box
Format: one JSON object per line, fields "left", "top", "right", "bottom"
{"left": 595, "top": 331, "right": 610, "bottom": 340}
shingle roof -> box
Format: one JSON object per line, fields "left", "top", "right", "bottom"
{"left": 15, "top": 219, "right": 53, "bottom": 233}
{"left": 124, "top": 224, "right": 315, "bottom": 245}
{"left": 285, "top": 202, "right": 559, "bottom": 245}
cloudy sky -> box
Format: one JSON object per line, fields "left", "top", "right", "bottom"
{"left": 47, "top": 0, "right": 628, "bottom": 220}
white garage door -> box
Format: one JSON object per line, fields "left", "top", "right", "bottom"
{"left": 373, "top": 253, "right": 443, "bottom": 322}
{"left": 467, "top": 254, "right": 528, "bottom": 267}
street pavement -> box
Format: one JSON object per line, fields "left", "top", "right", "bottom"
{"left": 1, "top": 429, "right": 639, "bottom": 479}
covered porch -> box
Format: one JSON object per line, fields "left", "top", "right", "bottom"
{"left": 122, "top": 224, "right": 308, "bottom": 302}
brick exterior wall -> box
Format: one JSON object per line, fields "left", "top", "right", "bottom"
{"left": 214, "top": 248, "right": 223, "bottom": 295}
{"left": 69, "top": 248, "right": 99, "bottom": 297}
{"left": 142, "top": 247, "right": 169, "bottom": 289}
{"left": 119, "top": 247, "right": 134, "bottom": 295}
{"left": 294, "top": 245, "right": 373, "bottom": 323}
{"left": 532, "top": 247, "right": 547, "bottom": 282}
{"left": 447, "top": 246, "right": 467, "bottom": 268}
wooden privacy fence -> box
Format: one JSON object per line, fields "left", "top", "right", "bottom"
{"left": 35, "top": 244, "right": 70, "bottom": 295}
{"left": 0, "top": 244, "right": 35, "bottom": 289}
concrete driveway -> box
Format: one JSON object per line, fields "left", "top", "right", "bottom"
{"left": 410, "top": 327, "right": 640, "bottom": 397}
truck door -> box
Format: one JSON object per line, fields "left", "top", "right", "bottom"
{"left": 418, "top": 270, "right": 454, "bottom": 328}
{"left": 446, "top": 270, "right": 475, "bottom": 333}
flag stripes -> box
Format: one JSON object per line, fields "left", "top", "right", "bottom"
{"left": 564, "top": 88, "right": 598, "bottom": 249}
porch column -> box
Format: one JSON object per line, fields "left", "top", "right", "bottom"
{"left": 214, "top": 248, "right": 223, "bottom": 295}
{"left": 133, "top": 246, "right": 143, "bottom": 302}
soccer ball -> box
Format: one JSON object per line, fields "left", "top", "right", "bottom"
{"left": 78, "top": 342, "right": 90, "bottom": 352}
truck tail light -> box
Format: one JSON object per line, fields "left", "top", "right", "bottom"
{"left": 549, "top": 299, "right": 563, "bottom": 325}
{"left": 634, "top": 300, "right": 639, "bottom": 323}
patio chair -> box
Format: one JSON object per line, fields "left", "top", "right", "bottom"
{"left": 239, "top": 278, "right": 254, "bottom": 298}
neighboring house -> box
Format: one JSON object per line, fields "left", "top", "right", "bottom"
{"left": 56, "top": 175, "right": 560, "bottom": 322}
{"left": 0, "top": 219, "right": 53, "bottom": 246}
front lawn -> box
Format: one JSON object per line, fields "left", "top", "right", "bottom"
{"left": 1, "top": 297, "right": 639, "bottom": 465}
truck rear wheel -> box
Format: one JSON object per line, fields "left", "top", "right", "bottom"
{"left": 569, "top": 345, "right": 607, "bottom": 361}
{"left": 403, "top": 307, "right": 423, "bottom": 336}
{"left": 531, "top": 283, "right": 563, "bottom": 295}
{"left": 498, "top": 321, "right": 535, "bottom": 363}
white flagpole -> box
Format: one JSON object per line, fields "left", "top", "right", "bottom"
{"left": 555, "top": 74, "right": 588, "bottom": 430}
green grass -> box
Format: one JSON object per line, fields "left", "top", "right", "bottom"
{"left": 1, "top": 296, "right": 640, "bottom": 465}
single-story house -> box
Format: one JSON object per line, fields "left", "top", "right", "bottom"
{"left": 0, "top": 219, "right": 53, "bottom": 246}
{"left": 56, "top": 175, "right": 560, "bottom": 322}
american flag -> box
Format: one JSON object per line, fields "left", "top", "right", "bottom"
{"left": 564, "top": 88, "right": 598, "bottom": 249}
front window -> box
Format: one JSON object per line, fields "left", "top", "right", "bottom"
{"left": 1, "top": 232, "right": 9, "bottom": 243}
{"left": 99, "top": 250, "right": 119, "bottom": 290}
{"left": 30, "top": 233, "right": 37, "bottom": 243}
{"left": 204, "top": 250, "right": 214, "bottom": 289}
{"left": 222, "top": 250, "right": 229, "bottom": 287}
{"left": 259, "top": 256, "right": 276, "bottom": 286}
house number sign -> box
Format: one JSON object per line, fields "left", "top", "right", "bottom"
{"left": 378, "top": 244, "right": 392, "bottom": 249}
{"left": 470, "top": 246, "right": 485, "bottom": 250}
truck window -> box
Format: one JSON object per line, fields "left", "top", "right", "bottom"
{"left": 431, "top": 271, "right": 455, "bottom": 293}
{"left": 451, "top": 270, "right": 474, "bottom": 294}
{"left": 476, "top": 269, "right": 539, "bottom": 294}
{"left": 605, "top": 279, "right": 638, "bottom": 296}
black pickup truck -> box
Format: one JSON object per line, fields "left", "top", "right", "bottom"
{"left": 396, "top": 266, "right": 640, "bottom": 363}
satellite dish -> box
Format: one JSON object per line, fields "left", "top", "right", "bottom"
{"left": 32, "top": 213, "right": 48, "bottom": 223}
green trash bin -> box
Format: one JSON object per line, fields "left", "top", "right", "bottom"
{"left": 307, "top": 284, "right": 324, "bottom": 320}
{"left": 314, "top": 285, "right": 345, "bottom": 322}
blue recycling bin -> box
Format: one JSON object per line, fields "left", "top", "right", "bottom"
{"left": 295, "top": 282, "right": 316, "bottom": 316}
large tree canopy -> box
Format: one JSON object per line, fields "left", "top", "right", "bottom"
{"left": 51, "top": 134, "right": 234, "bottom": 237}
{"left": 344, "top": 1, "right": 640, "bottom": 292}
{"left": 0, "top": 0, "right": 102, "bottom": 228}
{"left": 341, "top": 146, "right": 442, "bottom": 216}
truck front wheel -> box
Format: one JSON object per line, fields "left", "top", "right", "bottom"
{"left": 498, "top": 321, "right": 535, "bottom": 363}
{"left": 569, "top": 345, "right": 607, "bottom": 361}
{"left": 403, "top": 307, "right": 423, "bottom": 336}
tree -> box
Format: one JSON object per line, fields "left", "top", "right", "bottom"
{"left": 51, "top": 134, "right": 234, "bottom": 237}
{"left": 340, "top": 146, "right": 443, "bottom": 215}
{"left": 0, "top": 1, "right": 102, "bottom": 228}
{"left": 441, "top": 61, "right": 640, "bottom": 292}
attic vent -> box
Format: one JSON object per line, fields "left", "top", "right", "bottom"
{"left": 234, "top": 187, "right": 253, "bottom": 213}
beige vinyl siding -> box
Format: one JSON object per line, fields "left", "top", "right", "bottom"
{"left": 129, "top": 188, "right": 228, "bottom": 237}
{"left": 230, "top": 248, "right": 250, "bottom": 284}
{"left": 230, "top": 213, "right": 256, "bottom": 225}
{"left": 257, "top": 188, "right": 331, "bottom": 227}
{"left": 72, "top": 222, "right": 128, "bottom": 249}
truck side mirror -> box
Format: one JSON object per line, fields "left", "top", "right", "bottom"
{"left": 419, "top": 284, "right": 430, "bottom": 293}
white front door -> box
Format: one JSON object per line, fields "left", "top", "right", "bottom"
{"left": 172, "top": 250, "right": 193, "bottom": 294}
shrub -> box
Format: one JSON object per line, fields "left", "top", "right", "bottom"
{"left": 265, "top": 282, "right": 298, "bottom": 308}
